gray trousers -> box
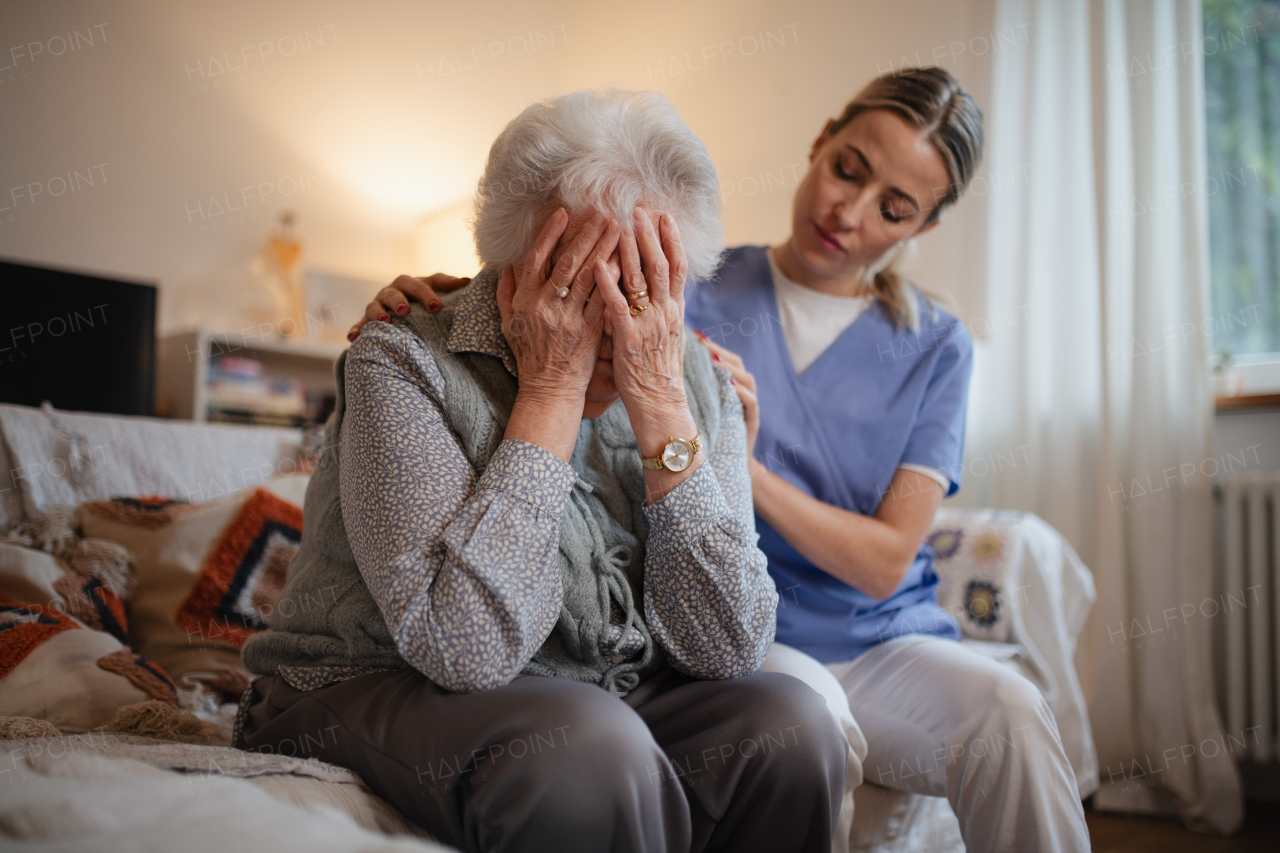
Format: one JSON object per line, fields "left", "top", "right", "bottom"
{"left": 239, "top": 666, "right": 846, "bottom": 853}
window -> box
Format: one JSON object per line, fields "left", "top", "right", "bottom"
{"left": 1203, "top": 0, "right": 1280, "bottom": 365}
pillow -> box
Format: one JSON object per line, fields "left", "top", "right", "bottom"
{"left": 0, "top": 541, "right": 67, "bottom": 609}
{"left": 0, "top": 541, "right": 187, "bottom": 733}
{"left": 76, "top": 476, "right": 308, "bottom": 694}
{"left": 927, "top": 510, "right": 1023, "bottom": 643}
{"left": 0, "top": 575, "right": 178, "bottom": 733}
{"left": 0, "top": 541, "right": 128, "bottom": 644}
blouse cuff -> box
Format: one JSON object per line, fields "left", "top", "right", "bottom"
{"left": 476, "top": 439, "right": 577, "bottom": 516}
{"left": 642, "top": 462, "right": 735, "bottom": 554}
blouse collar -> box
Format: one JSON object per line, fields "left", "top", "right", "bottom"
{"left": 446, "top": 267, "right": 519, "bottom": 377}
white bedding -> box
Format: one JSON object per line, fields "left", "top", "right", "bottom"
{"left": 0, "top": 733, "right": 453, "bottom": 852}
{"left": 0, "top": 402, "right": 303, "bottom": 519}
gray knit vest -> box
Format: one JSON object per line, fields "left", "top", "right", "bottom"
{"left": 241, "top": 269, "right": 724, "bottom": 697}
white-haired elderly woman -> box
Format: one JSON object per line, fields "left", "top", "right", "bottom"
{"left": 236, "top": 90, "right": 847, "bottom": 853}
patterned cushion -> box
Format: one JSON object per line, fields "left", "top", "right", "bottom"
{"left": 94, "top": 647, "right": 178, "bottom": 704}
{"left": 0, "top": 556, "right": 175, "bottom": 733}
{"left": 76, "top": 476, "right": 308, "bottom": 694}
{"left": 176, "top": 489, "right": 303, "bottom": 649}
{"left": 83, "top": 495, "right": 203, "bottom": 529}
{"left": 927, "top": 509, "right": 1026, "bottom": 643}
{"left": 53, "top": 573, "right": 129, "bottom": 644}
{"left": 0, "top": 625, "right": 157, "bottom": 732}
{"left": 0, "top": 594, "right": 80, "bottom": 679}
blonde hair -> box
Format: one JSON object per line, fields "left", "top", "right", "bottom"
{"left": 829, "top": 67, "right": 984, "bottom": 330}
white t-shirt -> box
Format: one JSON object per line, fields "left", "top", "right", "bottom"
{"left": 765, "top": 248, "right": 952, "bottom": 495}
{"left": 767, "top": 248, "right": 872, "bottom": 375}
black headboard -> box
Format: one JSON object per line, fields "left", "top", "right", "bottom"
{"left": 1, "top": 259, "right": 157, "bottom": 416}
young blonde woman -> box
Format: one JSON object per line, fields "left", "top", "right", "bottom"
{"left": 353, "top": 69, "right": 1089, "bottom": 852}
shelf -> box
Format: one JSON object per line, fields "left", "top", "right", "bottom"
{"left": 156, "top": 328, "right": 341, "bottom": 426}
{"left": 202, "top": 330, "right": 345, "bottom": 361}
{"left": 1215, "top": 393, "right": 1280, "bottom": 412}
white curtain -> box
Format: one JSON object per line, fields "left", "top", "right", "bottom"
{"left": 966, "top": 0, "right": 1242, "bottom": 834}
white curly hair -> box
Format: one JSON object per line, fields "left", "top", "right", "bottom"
{"left": 472, "top": 89, "right": 725, "bottom": 283}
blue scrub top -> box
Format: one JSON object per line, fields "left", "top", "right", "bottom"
{"left": 685, "top": 245, "right": 973, "bottom": 663}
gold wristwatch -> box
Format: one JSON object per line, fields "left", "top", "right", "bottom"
{"left": 641, "top": 432, "right": 702, "bottom": 472}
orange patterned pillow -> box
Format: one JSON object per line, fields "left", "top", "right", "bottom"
{"left": 76, "top": 476, "right": 308, "bottom": 691}
{"left": 176, "top": 488, "right": 303, "bottom": 649}
{"left": 0, "top": 594, "right": 80, "bottom": 679}
{"left": 0, "top": 559, "right": 178, "bottom": 733}
{"left": 52, "top": 573, "right": 128, "bottom": 644}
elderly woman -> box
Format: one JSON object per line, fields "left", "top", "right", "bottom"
{"left": 236, "top": 90, "right": 846, "bottom": 853}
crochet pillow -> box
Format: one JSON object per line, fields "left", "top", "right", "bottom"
{"left": 0, "top": 544, "right": 176, "bottom": 732}
{"left": 76, "top": 476, "right": 308, "bottom": 695}
{"left": 927, "top": 510, "right": 1023, "bottom": 643}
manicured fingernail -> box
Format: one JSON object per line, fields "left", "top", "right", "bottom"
{"left": 730, "top": 376, "right": 736, "bottom": 385}
{"left": 378, "top": 313, "right": 390, "bottom": 322}
{"left": 694, "top": 329, "right": 707, "bottom": 339}
{"left": 712, "top": 353, "right": 722, "bottom": 362}
{"left": 347, "top": 330, "right": 357, "bottom": 341}
{"left": 396, "top": 304, "right": 409, "bottom": 315}
{"left": 428, "top": 301, "right": 441, "bottom": 312}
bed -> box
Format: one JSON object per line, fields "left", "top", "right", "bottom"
{"left": 0, "top": 400, "right": 1097, "bottom": 852}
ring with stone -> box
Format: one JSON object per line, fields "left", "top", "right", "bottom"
{"left": 555, "top": 285, "right": 571, "bottom": 299}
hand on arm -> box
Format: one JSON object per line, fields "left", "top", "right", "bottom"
{"left": 347, "top": 274, "right": 471, "bottom": 341}
{"left": 694, "top": 332, "right": 759, "bottom": 457}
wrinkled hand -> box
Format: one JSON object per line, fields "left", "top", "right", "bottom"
{"left": 499, "top": 208, "right": 620, "bottom": 404}
{"left": 596, "top": 208, "right": 692, "bottom": 435}
{"left": 695, "top": 331, "right": 759, "bottom": 457}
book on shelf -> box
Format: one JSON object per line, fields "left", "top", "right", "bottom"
{"left": 204, "top": 353, "right": 331, "bottom": 426}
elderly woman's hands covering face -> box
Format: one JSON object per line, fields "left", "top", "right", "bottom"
{"left": 350, "top": 203, "right": 698, "bottom": 486}
{"left": 498, "top": 208, "right": 620, "bottom": 406}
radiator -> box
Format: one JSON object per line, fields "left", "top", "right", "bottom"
{"left": 1221, "top": 471, "right": 1280, "bottom": 763}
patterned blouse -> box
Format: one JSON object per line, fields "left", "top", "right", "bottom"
{"left": 270, "top": 283, "right": 775, "bottom": 696}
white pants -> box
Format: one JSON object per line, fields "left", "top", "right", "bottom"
{"left": 764, "top": 636, "right": 1090, "bottom": 853}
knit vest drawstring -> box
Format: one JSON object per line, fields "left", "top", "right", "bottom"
{"left": 567, "top": 484, "right": 655, "bottom": 695}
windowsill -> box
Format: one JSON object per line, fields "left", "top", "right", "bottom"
{"left": 1215, "top": 393, "right": 1280, "bottom": 412}
{"left": 1214, "top": 352, "right": 1280, "bottom": 402}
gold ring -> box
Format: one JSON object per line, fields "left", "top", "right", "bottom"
{"left": 629, "top": 303, "right": 649, "bottom": 316}
{"left": 626, "top": 289, "right": 648, "bottom": 302}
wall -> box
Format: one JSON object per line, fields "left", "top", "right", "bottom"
{"left": 1, "top": 0, "right": 1000, "bottom": 340}
{"left": 1213, "top": 409, "right": 1280, "bottom": 474}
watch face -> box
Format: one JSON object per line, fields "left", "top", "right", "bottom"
{"left": 662, "top": 438, "right": 694, "bottom": 472}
